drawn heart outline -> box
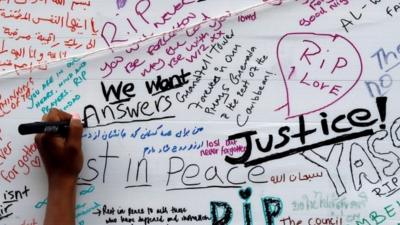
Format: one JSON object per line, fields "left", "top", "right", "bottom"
{"left": 30, "top": 155, "right": 41, "bottom": 168}
{"left": 276, "top": 32, "right": 363, "bottom": 119}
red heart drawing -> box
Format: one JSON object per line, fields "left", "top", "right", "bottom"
{"left": 30, "top": 156, "right": 41, "bottom": 168}
{"left": 276, "top": 32, "right": 363, "bottom": 119}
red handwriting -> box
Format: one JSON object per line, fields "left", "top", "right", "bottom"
{"left": 167, "top": 53, "right": 184, "bottom": 68}
{"left": 101, "top": 21, "right": 128, "bottom": 49}
{"left": 70, "top": 0, "right": 91, "bottom": 10}
{"left": 52, "top": 0, "right": 65, "bottom": 6}
{"left": 0, "top": 77, "right": 33, "bottom": 117}
{"left": 0, "top": 1, "right": 97, "bottom": 74}
{"left": 185, "top": 23, "right": 201, "bottom": 37}
{"left": 185, "top": 32, "right": 208, "bottom": 51}
{"left": 166, "top": 40, "right": 186, "bottom": 55}
{"left": 147, "top": 30, "right": 177, "bottom": 55}
{"left": 134, "top": 0, "right": 196, "bottom": 29}
{"left": 125, "top": 43, "right": 140, "bottom": 54}
{"left": 140, "top": 58, "right": 165, "bottom": 77}
{"left": 0, "top": 8, "right": 97, "bottom": 34}
{"left": 297, "top": 0, "right": 349, "bottom": 11}
{"left": 17, "top": 143, "right": 40, "bottom": 176}
{"left": 100, "top": 56, "right": 124, "bottom": 78}
{"left": 144, "top": 12, "right": 196, "bottom": 56}
{"left": 3, "top": 26, "right": 95, "bottom": 49}
{"left": 0, "top": 143, "right": 40, "bottom": 183}
{"left": 161, "top": 15, "right": 226, "bottom": 68}
{"left": 2, "top": 0, "right": 61, "bottom": 6}
{"left": 0, "top": 45, "right": 68, "bottom": 74}
{"left": 238, "top": 11, "right": 256, "bottom": 22}
{"left": 174, "top": 12, "right": 196, "bottom": 29}
{"left": 153, "top": 0, "right": 196, "bottom": 28}
{"left": 298, "top": 0, "right": 349, "bottom": 26}
{"left": 0, "top": 40, "right": 7, "bottom": 54}
{"left": 276, "top": 32, "right": 363, "bottom": 119}
{"left": 0, "top": 141, "right": 12, "bottom": 166}
{"left": 124, "top": 58, "right": 146, "bottom": 74}
{"left": 99, "top": 10, "right": 232, "bottom": 78}
{"left": 101, "top": 2, "right": 200, "bottom": 53}
{"left": 21, "top": 218, "right": 38, "bottom": 225}
{"left": 9, "top": 46, "right": 67, "bottom": 61}
{"left": 135, "top": 0, "right": 151, "bottom": 24}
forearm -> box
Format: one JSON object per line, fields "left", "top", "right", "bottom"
{"left": 44, "top": 177, "right": 77, "bottom": 225}
{"left": 35, "top": 109, "right": 83, "bottom": 225}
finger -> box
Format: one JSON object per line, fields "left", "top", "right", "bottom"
{"left": 35, "top": 133, "right": 50, "bottom": 159}
{"left": 56, "top": 109, "right": 72, "bottom": 121}
{"left": 41, "top": 132, "right": 64, "bottom": 155}
{"left": 67, "top": 114, "right": 83, "bottom": 150}
{"left": 34, "top": 133, "right": 43, "bottom": 149}
{"left": 47, "top": 108, "right": 72, "bottom": 122}
{"left": 47, "top": 108, "right": 61, "bottom": 122}
{"left": 45, "top": 109, "right": 67, "bottom": 142}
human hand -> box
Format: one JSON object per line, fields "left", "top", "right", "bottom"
{"left": 35, "top": 108, "right": 83, "bottom": 183}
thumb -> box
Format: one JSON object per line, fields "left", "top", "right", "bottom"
{"left": 67, "top": 112, "right": 83, "bottom": 149}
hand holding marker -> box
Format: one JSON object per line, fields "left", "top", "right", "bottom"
{"left": 18, "top": 114, "right": 86, "bottom": 136}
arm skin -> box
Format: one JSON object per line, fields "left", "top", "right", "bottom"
{"left": 45, "top": 176, "right": 77, "bottom": 225}
{"left": 35, "top": 108, "right": 83, "bottom": 225}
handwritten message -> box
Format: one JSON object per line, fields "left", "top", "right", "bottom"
{"left": 0, "top": 1, "right": 399, "bottom": 225}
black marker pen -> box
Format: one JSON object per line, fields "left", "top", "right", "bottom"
{"left": 18, "top": 121, "right": 86, "bottom": 136}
